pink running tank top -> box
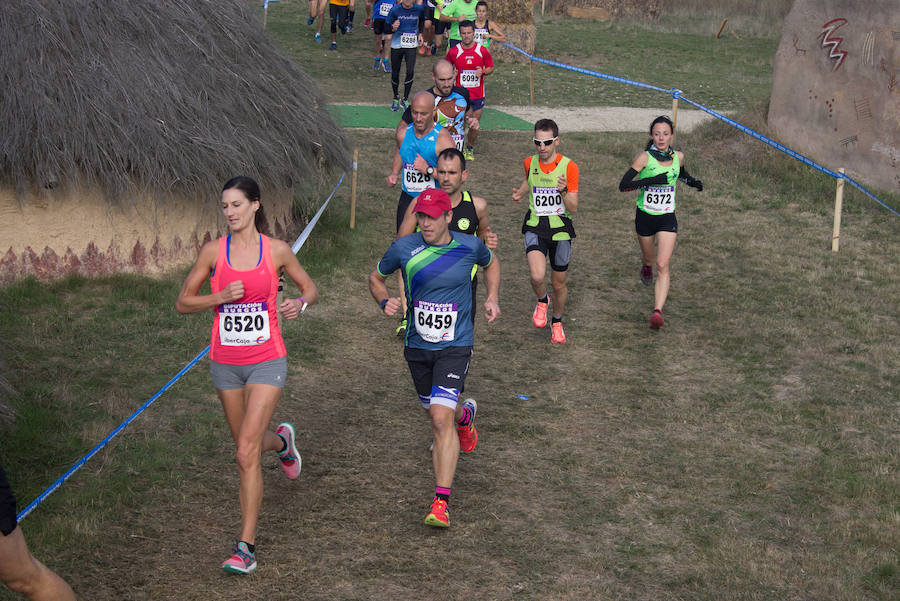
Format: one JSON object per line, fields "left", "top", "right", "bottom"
{"left": 209, "top": 234, "right": 286, "bottom": 365}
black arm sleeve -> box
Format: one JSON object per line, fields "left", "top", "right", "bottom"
{"left": 677, "top": 165, "right": 703, "bottom": 191}
{"left": 619, "top": 168, "right": 668, "bottom": 192}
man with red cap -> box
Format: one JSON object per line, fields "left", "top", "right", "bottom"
{"left": 368, "top": 187, "right": 500, "bottom": 529}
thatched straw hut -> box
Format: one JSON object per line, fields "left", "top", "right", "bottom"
{"left": 0, "top": 0, "right": 349, "bottom": 282}
{"left": 485, "top": 0, "right": 535, "bottom": 63}
{"left": 544, "top": 0, "right": 661, "bottom": 20}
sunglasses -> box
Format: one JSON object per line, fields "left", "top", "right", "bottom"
{"left": 533, "top": 137, "right": 557, "bottom": 147}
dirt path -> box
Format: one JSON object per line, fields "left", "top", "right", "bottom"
{"left": 500, "top": 105, "right": 716, "bottom": 133}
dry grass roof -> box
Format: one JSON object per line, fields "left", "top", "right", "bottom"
{"left": 0, "top": 0, "right": 349, "bottom": 200}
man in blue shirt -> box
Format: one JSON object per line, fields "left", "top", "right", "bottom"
{"left": 368, "top": 187, "right": 500, "bottom": 528}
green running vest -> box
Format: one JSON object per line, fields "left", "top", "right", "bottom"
{"left": 523, "top": 155, "right": 575, "bottom": 241}
{"left": 637, "top": 151, "right": 679, "bottom": 215}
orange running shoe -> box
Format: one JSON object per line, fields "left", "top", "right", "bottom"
{"left": 551, "top": 321, "right": 566, "bottom": 344}
{"left": 456, "top": 399, "right": 478, "bottom": 453}
{"left": 424, "top": 497, "right": 450, "bottom": 528}
{"left": 649, "top": 309, "right": 664, "bottom": 330}
{"left": 532, "top": 297, "right": 549, "bottom": 328}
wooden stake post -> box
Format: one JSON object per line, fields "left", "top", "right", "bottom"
{"left": 832, "top": 168, "right": 845, "bottom": 252}
{"left": 530, "top": 59, "right": 535, "bottom": 105}
{"left": 716, "top": 18, "right": 741, "bottom": 40}
{"left": 671, "top": 95, "right": 679, "bottom": 134}
{"left": 350, "top": 148, "right": 359, "bottom": 229}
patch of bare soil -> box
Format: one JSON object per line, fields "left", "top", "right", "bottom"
{"left": 501, "top": 105, "right": 716, "bottom": 133}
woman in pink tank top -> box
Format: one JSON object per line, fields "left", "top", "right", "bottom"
{"left": 176, "top": 176, "right": 318, "bottom": 574}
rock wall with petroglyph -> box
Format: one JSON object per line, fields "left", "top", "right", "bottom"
{"left": 0, "top": 187, "right": 297, "bottom": 283}
{"left": 768, "top": 0, "right": 900, "bottom": 193}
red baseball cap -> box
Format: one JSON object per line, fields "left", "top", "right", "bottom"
{"left": 413, "top": 188, "right": 451, "bottom": 218}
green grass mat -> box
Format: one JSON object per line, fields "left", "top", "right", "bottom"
{"left": 327, "top": 104, "right": 533, "bottom": 130}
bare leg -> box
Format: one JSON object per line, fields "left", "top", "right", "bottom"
{"left": 396, "top": 271, "right": 408, "bottom": 323}
{"left": 466, "top": 108, "right": 483, "bottom": 149}
{"left": 219, "top": 384, "right": 284, "bottom": 545}
{"left": 550, "top": 269, "right": 568, "bottom": 318}
{"left": 0, "top": 527, "right": 76, "bottom": 601}
{"left": 653, "top": 232, "right": 677, "bottom": 312}
{"left": 430, "top": 405, "right": 459, "bottom": 488}
{"left": 637, "top": 233, "right": 656, "bottom": 273}
{"left": 526, "top": 250, "right": 548, "bottom": 299}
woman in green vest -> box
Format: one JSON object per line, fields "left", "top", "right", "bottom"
{"left": 618, "top": 116, "right": 703, "bottom": 330}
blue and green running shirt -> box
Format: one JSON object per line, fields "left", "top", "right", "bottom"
{"left": 377, "top": 231, "right": 493, "bottom": 349}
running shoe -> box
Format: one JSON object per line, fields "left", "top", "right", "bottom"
{"left": 275, "top": 422, "right": 301, "bottom": 480}
{"left": 424, "top": 497, "right": 450, "bottom": 528}
{"left": 395, "top": 316, "right": 407, "bottom": 335}
{"left": 532, "top": 297, "right": 549, "bottom": 328}
{"left": 373, "top": 56, "right": 382, "bottom": 70}
{"left": 430, "top": 44, "right": 436, "bottom": 55}
{"left": 329, "top": 42, "right": 337, "bottom": 50}
{"left": 314, "top": 32, "right": 321, "bottom": 43}
{"left": 221, "top": 541, "right": 257, "bottom": 574}
{"left": 364, "top": 17, "right": 371, "bottom": 28}
{"left": 551, "top": 321, "right": 566, "bottom": 344}
{"left": 640, "top": 265, "right": 653, "bottom": 285}
{"left": 306, "top": 16, "right": 315, "bottom": 25}
{"left": 391, "top": 98, "right": 400, "bottom": 111}
{"left": 418, "top": 44, "right": 426, "bottom": 55}
{"left": 463, "top": 146, "right": 475, "bottom": 161}
{"left": 382, "top": 58, "right": 391, "bottom": 73}
{"left": 401, "top": 98, "right": 410, "bottom": 109}
{"left": 457, "top": 398, "right": 478, "bottom": 453}
{"left": 649, "top": 309, "right": 664, "bottom": 330}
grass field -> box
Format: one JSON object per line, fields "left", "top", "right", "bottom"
{"left": 1, "top": 1, "right": 898, "bottom": 600}
{"left": 268, "top": 2, "right": 780, "bottom": 112}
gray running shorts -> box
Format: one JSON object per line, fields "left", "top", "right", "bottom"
{"left": 210, "top": 356, "right": 287, "bottom": 390}
{"left": 524, "top": 231, "right": 572, "bottom": 271}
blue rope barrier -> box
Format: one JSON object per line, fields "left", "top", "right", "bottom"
{"left": 292, "top": 171, "right": 346, "bottom": 254}
{"left": 498, "top": 41, "right": 668, "bottom": 94}
{"left": 496, "top": 41, "right": 900, "bottom": 218}
{"left": 15, "top": 346, "right": 210, "bottom": 522}
{"left": 16, "top": 169, "right": 349, "bottom": 522}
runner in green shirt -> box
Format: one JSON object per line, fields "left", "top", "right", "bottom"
{"left": 439, "top": 0, "right": 477, "bottom": 47}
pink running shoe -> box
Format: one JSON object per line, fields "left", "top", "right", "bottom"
{"left": 456, "top": 399, "right": 478, "bottom": 453}
{"left": 276, "top": 422, "right": 301, "bottom": 479}
{"left": 551, "top": 321, "right": 566, "bottom": 344}
{"left": 649, "top": 309, "right": 665, "bottom": 330}
{"left": 532, "top": 297, "right": 549, "bottom": 328}
{"left": 424, "top": 497, "right": 450, "bottom": 528}
{"left": 221, "top": 541, "right": 257, "bottom": 574}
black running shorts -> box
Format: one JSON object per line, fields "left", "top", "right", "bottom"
{"left": 404, "top": 345, "right": 473, "bottom": 399}
{"left": 635, "top": 207, "right": 678, "bottom": 236}
{"left": 0, "top": 463, "right": 18, "bottom": 536}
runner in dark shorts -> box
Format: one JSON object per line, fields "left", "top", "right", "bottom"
{"left": 369, "top": 187, "right": 500, "bottom": 528}
{"left": 618, "top": 115, "right": 703, "bottom": 330}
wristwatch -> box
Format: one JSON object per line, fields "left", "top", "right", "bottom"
{"left": 426, "top": 166, "right": 434, "bottom": 176}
